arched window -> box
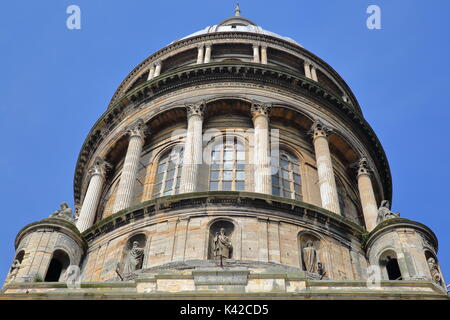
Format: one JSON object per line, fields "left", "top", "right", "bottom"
{"left": 271, "top": 151, "right": 302, "bottom": 200}
{"left": 45, "top": 250, "right": 70, "bottom": 282}
{"left": 379, "top": 251, "right": 402, "bottom": 280}
{"left": 153, "top": 147, "right": 184, "bottom": 198}
{"left": 209, "top": 138, "right": 246, "bottom": 191}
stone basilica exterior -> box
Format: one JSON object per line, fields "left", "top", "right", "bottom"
{"left": 1, "top": 7, "right": 448, "bottom": 299}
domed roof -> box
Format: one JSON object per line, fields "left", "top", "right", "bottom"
{"left": 176, "top": 5, "right": 301, "bottom": 47}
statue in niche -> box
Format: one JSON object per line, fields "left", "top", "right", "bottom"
{"left": 8, "top": 259, "right": 21, "bottom": 282}
{"left": 427, "top": 257, "right": 442, "bottom": 285}
{"left": 376, "top": 200, "right": 400, "bottom": 223}
{"left": 213, "top": 227, "right": 232, "bottom": 267}
{"left": 302, "top": 240, "right": 318, "bottom": 273}
{"left": 123, "top": 241, "right": 144, "bottom": 275}
{"left": 50, "top": 202, "right": 75, "bottom": 222}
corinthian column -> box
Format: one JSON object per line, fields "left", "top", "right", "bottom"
{"left": 356, "top": 157, "right": 378, "bottom": 231}
{"left": 112, "top": 119, "right": 146, "bottom": 213}
{"left": 310, "top": 120, "right": 340, "bottom": 215}
{"left": 252, "top": 102, "right": 272, "bottom": 195}
{"left": 76, "top": 157, "right": 110, "bottom": 232}
{"left": 180, "top": 101, "right": 206, "bottom": 193}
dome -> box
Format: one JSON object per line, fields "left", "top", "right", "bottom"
{"left": 176, "top": 7, "right": 301, "bottom": 47}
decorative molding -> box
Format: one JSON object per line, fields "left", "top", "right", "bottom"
{"left": 185, "top": 100, "right": 206, "bottom": 119}
{"left": 308, "top": 120, "right": 332, "bottom": 139}
{"left": 250, "top": 101, "right": 272, "bottom": 120}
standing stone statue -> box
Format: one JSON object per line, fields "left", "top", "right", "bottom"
{"left": 50, "top": 202, "right": 75, "bottom": 222}
{"left": 123, "top": 241, "right": 144, "bottom": 275}
{"left": 376, "top": 200, "right": 400, "bottom": 223}
{"left": 302, "top": 240, "right": 318, "bottom": 273}
{"left": 8, "top": 259, "right": 21, "bottom": 282}
{"left": 427, "top": 257, "right": 442, "bottom": 285}
{"left": 213, "top": 228, "right": 232, "bottom": 267}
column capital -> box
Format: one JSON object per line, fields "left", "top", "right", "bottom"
{"left": 154, "top": 60, "right": 162, "bottom": 67}
{"left": 125, "top": 118, "right": 147, "bottom": 140}
{"left": 88, "top": 157, "right": 111, "bottom": 179}
{"left": 354, "top": 157, "right": 372, "bottom": 176}
{"left": 309, "top": 120, "right": 332, "bottom": 139}
{"left": 251, "top": 101, "right": 272, "bottom": 120}
{"left": 185, "top": 101, "right": 206, "bottom": 119}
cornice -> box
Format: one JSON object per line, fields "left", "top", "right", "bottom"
{"left": 14, "top": 218, "right": 87, "bottom": 252}
{"left": 81, "top": 191, "right": 365, "bottom": 244}
{"left": 364, "top": 217, "right": 439, "bottom": 252}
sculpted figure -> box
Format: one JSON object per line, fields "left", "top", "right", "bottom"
{"left": 8, "top": 259, "right": 21, "bottom": 281}
{"left": 123, "top": 241, "right": 144, "bottom": 275}
{"left": 427, "top": 257, "right": 442, "bottom": 285}
{"left": 50, "top": 202, "right": 75, "bottom": 222}
{"left": 213, "top": 228, "right": 232, "bottom": 267}
{"left": 376, "top": 200, "right": 400, "bottom": 223}
{"left": 302, "top": 240, "right": 318, "bottom": 273}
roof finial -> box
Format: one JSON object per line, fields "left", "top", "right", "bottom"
{"left": 235, "top": 3, "right": 241, "bottom": 16}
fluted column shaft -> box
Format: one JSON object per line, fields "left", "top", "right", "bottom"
{"left": 76, "top": 158, "right": 108, "bottom": 232}
{"left": 253, "top": 45, "right": 260, "bottom": 63}
{"left": 252, "top": 103, "right": 272, "bottom": 194}
{"left": 204, "top": 45, "right": 212, "bottom": 63}
{"left": 154, "top": 61, "right": 162, "bottom": 77}
{"left": 311, "top": 121, "right": 340, "bottom": 215}
{"left": 197, "top": 45, "right": 204, "bottom": 64}
{"left": 356, "top": 158, "right": 378, "bottom": 231}
{"left": 261, "top": 46, "right": 268, "bottom": 64}
{"left": 180, "top": 102, "right": 205, "bottom": 193}
{"left": 147, "top": 64, "right": 155, "bottom": 80}
{"left": 112, "top": 119, "right": 146, "bottom": 213}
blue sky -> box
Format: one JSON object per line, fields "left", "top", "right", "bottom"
{"left": 0, "top": 0, "right": 449, "bottom": 282}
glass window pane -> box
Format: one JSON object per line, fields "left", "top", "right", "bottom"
{"left": 282, "top": 169, "right": 289, "bottom": 180}
{"left": 236, "top": 171, "right": 245, "bottom": 180}
{"left": 224, "top": 151, "right": 233, "bottom": 160}
{"left": 210, "top": 181, "right": 219, "bottom": 191}
{"left": 294, "top": 173, "right": 301, "bottom": 184}
{"left": 223, "top": 171, "right": 233, "bottom": 181}
{"left": 283, "top": 189, "right": 291, "bottom": 198}
{"left": 282, "top": 179, "right": 290, "bottom": 189}
{"left": 281, "top": 159, "right": 289, "bottom": 169}
{"left": 224, "top": 161, "right": 233, "bottom": 170}
{"left": 211, "top": 163, "right": 220, "bottom": 170}
{"left": 167, "top": 169, "right": 175, "bottom": 180}
{"left": 271, "top": 175, "right": 279, "bottom": 186}
{"left": 223, "top": 181, "right": 232, "bottom": 191}
{"left": 295, "top": 194, "right": 302, "bottom": 201}
{"left": 272, "top": 187, "right": 280, "bottom": 196}
{"left": 212, "top": 151, "right": 220, "bottom": 161}
{"left": 157, "top": 164, "right": 166, "bottom": 174}
{"left": 236, "top": 151, "right": 245, "bottom": 161}
{"left": 156, "top": 173, "right": 164, "bottom": 183}
{"left": 164, "top": 180, "right": 173, "bottom": 191}
{"left": 236, "top": 181, "right": 245, "bottom": 191}
{"left": 236, "top": 162, "right": 245, "bottom": 170}
{"left": 210, "top": 171, "right": 220, "bottom": 180}
{"left": 293, "top": 164, "right": 300, "bottom": 174}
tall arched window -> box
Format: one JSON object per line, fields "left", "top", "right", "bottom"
{"left": 209, "top": 138, "right": 246, "bottom": 191}
{"left": 271, "top": 151, "right": 302, "bottom": 200}
{"left": 336, "top": 178, "right": 346, "bottom": 217}
{"left": 153, "top": 147, "right": 184, "bottom": 198}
